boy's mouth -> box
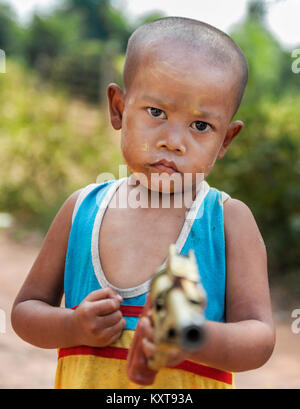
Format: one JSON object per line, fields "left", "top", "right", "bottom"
{"left": 149, "top": 159, "right": 180, "bottom": 175}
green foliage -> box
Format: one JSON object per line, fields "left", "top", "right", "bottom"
{"left": 23, "top": 11, "right": 83, "bottom": 75}
{"left": 278, "top": 49, "right": 300, "bottom": 97}
{"left": 208, "top": 94, "right": 300, "bottom": 277}
{"left": 0, "top": 0, "right": 165, "bottom": 103}
{"left": 61, "top": 0, "right": 132, "bottom": 51}
{"left": 0, "top": 1, "right": 26, "bottom": 58}
{"left": 0, "top": 61, "right": 123, "bottom": 232}
{"left": 247, "top": 0, "right": 267, "bottom": 22}
{"left": 207, "top": 11, "right": 300, "bottom": 277}
{"left": 133, "top": 11, "right": 167, "bottom": 26}
{"left": 231, "top": 17, "right": 284, "bottom": 101}
{"left": 22, "top": 1, "right": 131, "bottom": 102}
{"left": 50, "top": 39, "right": 105, "bottom": 103}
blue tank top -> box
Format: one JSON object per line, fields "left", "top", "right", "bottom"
{"left": 64, "top": 177, "right": 229, "bottom": 327}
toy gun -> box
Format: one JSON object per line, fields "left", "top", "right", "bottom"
{"left": 126, "top": 244, "right": 207, "bottom": 385}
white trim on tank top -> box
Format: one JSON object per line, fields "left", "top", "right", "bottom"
{"left": 90, "top": 177, "right": 211, "bottom": 298}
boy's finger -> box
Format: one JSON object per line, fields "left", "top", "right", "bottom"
{"left": 101, "top": 318, "right": 126, "bottom": 341}
{"left": 126, "top": 313, "right": 158, "bottom": 385}
{"left": 97, "top": 309, "right": 124, "bottom": 329}
{"left": 142, "top": 295, "right": 153, "bottom": 316}
{"left": 86, "top": 288, "right": 123, "bottom": 303}
{"left": 108, "top": 327, "right": 126, "bottom": 345}
{"left": 142, "top": 338, "right": 157, "bottom": 360}
{"left": 91, "top": 298, "right": 121, "bottom": 316}
{"left": 139, "top": 317, "right": 154, "bottom": 342}
{"left": 167, "top": 348, "right": 180, "bottom": 361}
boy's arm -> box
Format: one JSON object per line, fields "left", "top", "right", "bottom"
{"left": 11, "top": 189, "right": 125, "bottom": 349}
{"left": 141, "top": 199, "right": 275, "bottom": 373}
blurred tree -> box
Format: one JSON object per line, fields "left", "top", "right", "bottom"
{"left": 231, "top": 4, "right": 284, "bottom": 102}
{"left": 0, "top": 1, "right": 25, "bottom": 58}
{"left": 277, "top": 49, "right": 300, "bottom": 98}
{"left": 0, "top": 0, "right": 167, "bottom": 103}
{"left": 0, "top": 61, "right": 123, "bottom": 233}
{"left": 63, "top": 0, "right": 131, "bottom": 51}
{"left": 232, "top": 0, "right": 298, "bottom": 103}
{"left": 51, "top": 39, "right": 105, "bottom": 103}
{"left": 23, "top": 11, "right": 83, "bottom": 77}
{"left": 133, "top": 11, "right": 167, "bottom": 26}
{"left": 208, "top": 0, "right": 300, "bottom": 283}
{"left": 248, "top": 0, "right": 267, "bottom": 21}
{"left": 209, "top": 95, "right": 300, "bottom": 284}
{"left": 65, "top": 0, "right": 111, "bottom": 39}
{"left": 20, "top": 0, "right": 136, "bottom": 102}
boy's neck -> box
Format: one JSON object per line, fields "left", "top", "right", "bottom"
{"left": 124, "top": 175, "right": 200, "bottom": 211}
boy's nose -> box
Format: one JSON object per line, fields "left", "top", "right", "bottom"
{"left": 156, "top": 131, "right": 186, "bottom": 155}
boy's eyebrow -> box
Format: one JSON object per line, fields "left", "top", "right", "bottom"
{"left": 189, "top": 108, "right": 222, "bottom": 122}
{"left": 141, "top": 94, "right": 175, "bottom": 109}
{"left": 141, "top": 94, "right": 222, "bottom": 122}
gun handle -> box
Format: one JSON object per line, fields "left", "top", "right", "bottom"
{"left": 126, "top": 295, "right": 158, "bottom": 386}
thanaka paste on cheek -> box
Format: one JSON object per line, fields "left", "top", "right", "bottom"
{"left": 141, "top": 142, "right": 150, "bottom": 152}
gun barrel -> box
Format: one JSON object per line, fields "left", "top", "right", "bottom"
{"left": 163, "top": 288, "right": 206, "bottom": 350}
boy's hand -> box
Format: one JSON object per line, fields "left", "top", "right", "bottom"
{"left": 126, "top": 295, "right": 158, "bottom": 385}
{"left": 140, "top": 316, "right": 189, "bottom": 368}
{"left": 71, "top": 288, "right": 126, "bottom": 347}
{"left": 126, "top": 295, "right": 189, "bottom": 386}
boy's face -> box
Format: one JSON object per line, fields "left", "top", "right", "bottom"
{"left": 108, "top": 44, "right": 243, "bottom": 193}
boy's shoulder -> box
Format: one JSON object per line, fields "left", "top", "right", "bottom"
{"left": 223, "top": 198, "right": 266, "bottom": 249}
{"left": 223, "top": 197, "right": 255, "bottom": 229}
{"left": 56, "top": 188, "right": 84, "bottom": 229}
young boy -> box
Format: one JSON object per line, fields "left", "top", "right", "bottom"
{"left": 11, "top": 17, "right": 275, "bottom": 389}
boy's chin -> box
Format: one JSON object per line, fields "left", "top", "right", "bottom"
{"left": 129, "top": 172, "right": 202, "bottom": 195}
{"left": 129, "top": 172, "right": 180, "bottom": 193}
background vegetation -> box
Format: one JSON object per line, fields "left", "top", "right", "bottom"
{"left": 0, "top": 0, "right": 299, "bottom": 294}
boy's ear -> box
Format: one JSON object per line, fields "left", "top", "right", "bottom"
{"left": 107, "top": 83, "right": 125, "bottom": 130}
{"left": 218, "top": 120, "right": 244, "bottom": 159}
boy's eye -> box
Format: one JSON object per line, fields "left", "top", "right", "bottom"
{"left": 147, "top": 107, "right": 167, "bottom": 119}
{"left": 191, "top": 121, "right": 211, "bottom": 132}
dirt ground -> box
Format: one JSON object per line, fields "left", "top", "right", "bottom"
{"left": 0, "top": 229, "right": 299, "bottom": 389}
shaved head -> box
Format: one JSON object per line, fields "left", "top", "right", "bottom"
{"left": 123, "top": 17, "right": 248, "bottom": 116}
